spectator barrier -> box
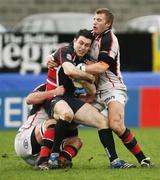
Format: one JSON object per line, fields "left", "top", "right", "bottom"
{"left": 0, "top": 73, "right": 160, "bottom": 129}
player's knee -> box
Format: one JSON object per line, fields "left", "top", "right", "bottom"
{"left": 73, "top": 137, "right": 83, "bottom": 151}
{"left": 61, "top": 111, "right": 74, "bottom": 122}
{"left": 67, "top": 136, "right": 83, "bottom": 150}
{"left": 108, "top": 115, "right": 124, "bottom": 134}
{"left": 75, "top": 137, "right": 83, "bottom": 150}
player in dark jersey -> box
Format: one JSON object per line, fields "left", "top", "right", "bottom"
{"left": 47, "top": 27, "right": 139, "bottom": 168}
{"left": 45, "top": 29, "right": 101, "bottom": 169}
{"left": 45, "top": 29, "right": 136, "bottom": 170}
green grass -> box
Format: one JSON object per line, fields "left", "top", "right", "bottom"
{"left": 0, "top": 128, "right": 160, "bottom": 180}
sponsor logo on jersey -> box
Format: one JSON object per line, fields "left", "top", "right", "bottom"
{"left": 104, "top": 96, "right": 115, "bottom": 102}
{"left": 66, "top": 53, "right": 72, "bottom": 61}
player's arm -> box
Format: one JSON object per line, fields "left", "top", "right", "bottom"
{"left": 26, "top": 86, "right": 65, "bottom": 105}
{"left": 85, "top": 61, "right": 109, "bottom": 75}
{"left": 86, "top": 36, "right": 118, "bottom": 75}
{"left": 48, "top": 48, "right": 95, "bottom": 82}
{"left": 78, "top": 80, "right": 96, "bottom": 103}
{"left": 78, "top": 80, "right": 96, "bottom": 96}
{"left": 62, "top": 61, "right": 95, "bottom": 83}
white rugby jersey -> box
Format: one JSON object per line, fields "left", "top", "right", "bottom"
{"left": 18, "top": 108, "right": 48, "bottom": 133}
{"left": 18, "top": 84, "right": 48, "bottom": 132}
{"left": 90, "top": 29, "right": 127, "bottom": 92}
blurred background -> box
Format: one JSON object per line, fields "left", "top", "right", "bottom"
{"left": 0, "top": 0, "right": 160, "bottom": 130}
{"left": 0, "top": 0, "right": 160, "bottom": 32}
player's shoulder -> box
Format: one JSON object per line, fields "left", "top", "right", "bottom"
{"left": 102, "top": 29, "right": 118, "bottom": 44}
{"left": 62, "top": 42, "right": 73, "bottom": 52}
{"left": 60, "top": 43, "right": 74, "bottom": 56}
{"left": 103, "top": 29, "right": 116, "bottom": 38}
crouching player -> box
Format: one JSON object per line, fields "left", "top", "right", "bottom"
{"left": 14, "top": 84, "right": 82, "bottom": 170}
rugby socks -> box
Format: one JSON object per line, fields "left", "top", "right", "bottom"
{"left": 119, "top": 128, "right": 146, "bottom": 163}
{"left": 39, "top": 125, "right": 55, "bottom": 158}
{"left": 98, "top": 128, "right": 118, "bottom": 162}
{"left": 51, "top": 119, "right": 70, "bottom": 154}
{"left": 59, "top": 145, "right": 78, "bottom": 161}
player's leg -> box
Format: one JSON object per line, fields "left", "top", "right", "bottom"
{"left": 74, "top": 103, "right": 108, "bottom": 129}
{"left": 106, "top": 100, "right": 133, "bottom": 168}
{"left": 108, "top": 96, "right": 152, "bottom": 167}
{"left": 119, "top": 128, "right": 153, "bottom": 167}
{"left": 35, "top": 120, "right": 81, "bottom": 170}
{"left": 48, "top": 97, "right": 84, "bottom": 169}
{"left": 74, "top": 103, "right": 124, "bottom": 168}
{"left": 107, "top": 100, "right": 125, "bottom": 136}
{"left": 51, "top": 99, "right": 74, "bottom": 152}
{"left": 59, "top": 135, "right": 83, "bottom": 168}
{"left": 94, "top": 90, "right": 136, "bottom": 168}
{"left": 48, "top": 98, "right": 75, "bottom": 168}
{"left": 35, "top": 119, "right": 56, "bottom": 169}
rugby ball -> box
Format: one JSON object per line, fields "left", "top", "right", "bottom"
{"left": 76, "top": 63, "right": 86, "bottom": 71}
{"left": 72, "top": 63, "right": 86, "bottom": 88}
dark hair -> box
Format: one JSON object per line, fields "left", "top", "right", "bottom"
{"left": 95, "top": 8, "right": 114, "bottom": 28}
{"left": 75, "top": 29, "right": 95, "bottom": 43}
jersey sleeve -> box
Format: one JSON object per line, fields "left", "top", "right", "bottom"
{"left": 98, "top": 33, "right": 118, "bottom": 66}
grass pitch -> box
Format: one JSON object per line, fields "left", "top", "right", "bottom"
{"left": 0, "top": 128, "right": 160, "bottom": 180}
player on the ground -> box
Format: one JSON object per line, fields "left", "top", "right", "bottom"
{"left": 14, "top": 84, "right": 82, "bottom": 169}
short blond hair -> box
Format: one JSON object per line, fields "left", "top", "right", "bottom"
{"left": 95, "top": 8, "right": 114, "bottom": 28}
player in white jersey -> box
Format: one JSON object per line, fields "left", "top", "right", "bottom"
{"left": 14, "top": 84, "right": 82, "bottom": 169}
{"left": 81, "top": 8, "right": 152, "bottom": 168}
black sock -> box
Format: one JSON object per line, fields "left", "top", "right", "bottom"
{"left": 98, "top": 128, "right": 118, "bottom": 162}
{"left": 51, "top": 119, "right": 70, "bottom": 154}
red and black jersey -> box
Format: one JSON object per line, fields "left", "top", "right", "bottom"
{"left": 46, "top": 42, "right": 92, "bottom": 95}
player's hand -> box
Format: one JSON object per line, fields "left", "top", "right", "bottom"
{"left": 47, "top": 55, "right": 58, "bottom": 68}
{"left": 86, "top": 60, "right": 95, "bottom": 65}
{"left": 53, "top": 86, "right": 65, "bottom": 96}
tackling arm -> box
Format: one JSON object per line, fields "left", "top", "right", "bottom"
{"left": 85, "top": 61, "right": 109, "bottom": 75}
{"left": 78, "top": 80, "right": 96, "bottom": 96}
{"left": 26, "top": 86, "right": 65, "bottom": 105}
{"left": 62, "top": 62, "right": 95, "bottom": 83}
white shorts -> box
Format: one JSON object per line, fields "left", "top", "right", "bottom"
{"left": 93, "top": 89, "right": 127, "bottom": 115}
{"left": 14, "top": 108, "right": 48, "bottom": 166}
{"left": 14, "top": 126, "right": 38, "bottom": 166}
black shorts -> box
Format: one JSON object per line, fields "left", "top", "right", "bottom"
{"left": 31, "top": 127, "right": 41, "bottom": 155}
{"left": 49, "top": 95, "right": 85, "bottom": 117}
